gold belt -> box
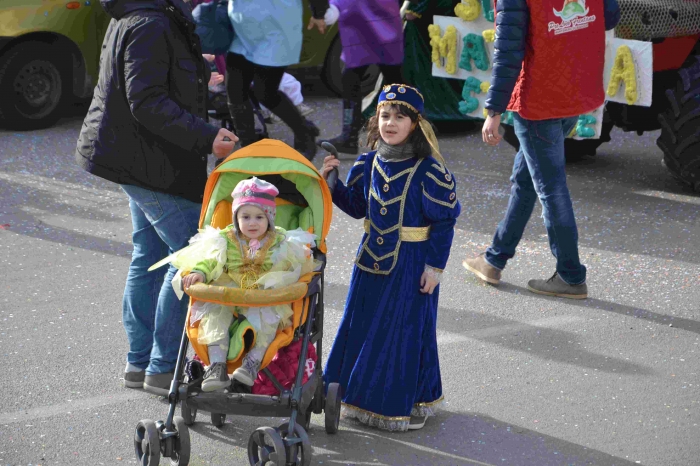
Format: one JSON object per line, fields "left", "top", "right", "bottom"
{"left": 364, "top": 219, "right": 430, "bottom": 242}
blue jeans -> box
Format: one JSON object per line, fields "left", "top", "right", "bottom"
{"left": 121, "top": 185, "right": 201, "bottom": 375}
{"left": 485, "top": 114, "right": 586, "bottom": 285}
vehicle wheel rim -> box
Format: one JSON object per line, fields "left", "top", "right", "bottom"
{"left": 12, "top": 60, "right": 62, "bottom": 119}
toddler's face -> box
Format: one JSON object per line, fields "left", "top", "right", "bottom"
{"left": 379, "top": 106, "right": 416, "bottom": 146}
{"left": 236, "top": 205, "right": 269, "bottom": 240}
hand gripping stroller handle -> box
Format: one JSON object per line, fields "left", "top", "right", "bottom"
{"left": 320, "top": 142, "right": 339, "bottom": 194}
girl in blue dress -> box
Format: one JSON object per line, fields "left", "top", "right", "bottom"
{"left": 321, "top": 84, "right": 461, "bottom": 431}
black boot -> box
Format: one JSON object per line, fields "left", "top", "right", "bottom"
{"left": 267, "top": 92, "right": 320, "bottom": 161}
{"left": 227, "top": 101, "right": 258, "bottom": 148}
{"left": 318, "top": 99, "right": 362, "bottom": 154}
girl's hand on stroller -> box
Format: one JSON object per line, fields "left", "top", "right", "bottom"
{"left": 321, "top": 155, "right": 340, "bottom": 180}
{"left": 182, "top": 273, "right": 204, "bottom": 289}
{"left": 419, "top": 271, "right": 439, "bottom": 295}
{"left": 213, "top": 128, "right": 238, "bottom": 159}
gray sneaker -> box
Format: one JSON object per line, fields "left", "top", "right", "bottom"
{"left": 124, "top": 370, "right": 145, "bottom": 389}
{"left": 143, "top": 372, "right": 174, "bottom": 397}
{"left": 202, "top": 362, "right": 230, "bottom": 392}
{"left": 232, "top": 354, "right": 261, "bottom": 386}
{"left": 463, "top": 253, "right": 502, "bottom": 285}
{"left": 527, "top": 272, "right": 587, "bottom": 299}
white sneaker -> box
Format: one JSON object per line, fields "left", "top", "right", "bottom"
{"left": 407, "top": 415, "right": 428, "bottom": 430}
{"left": 297, "top": 103, "right": 314, "bottom": 117}
{"left": 232, "top": 354, "right": 260, "bottom": 386}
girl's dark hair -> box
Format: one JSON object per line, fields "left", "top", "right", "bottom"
{"left": 365, "top": 104, "right": 433, "bottom": 158}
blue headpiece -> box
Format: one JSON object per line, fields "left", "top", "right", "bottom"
{"left": 376, "top": 83, "right": 446, "bottom": 164}
{"left": 377, "top": 84, "right": 425, "bottom": 115}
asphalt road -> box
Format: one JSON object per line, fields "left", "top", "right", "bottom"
{"left": 0, "top": 94, "right": 698, "bottom": 466}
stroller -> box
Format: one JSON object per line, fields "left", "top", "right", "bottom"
{"left": 134, "top": 139, "right": 342, "bottom": 466}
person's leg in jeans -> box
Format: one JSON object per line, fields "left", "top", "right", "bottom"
{"left": 522, "top": 116, "right": 585, "bottom": 285}
{"left": 121, "top": 185, "right": 201, "bottom": 394}
{"left": 226, "top": 52, "right": 258, "bottom": 147}
{"left": 486, "top": 114, "right": 584, "bottom": 284}
{"left": 484, "top": 141, "right": 539, "bottom": 270}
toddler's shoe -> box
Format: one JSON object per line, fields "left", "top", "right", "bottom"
{"left": 202, "top": 362, "right": 230, "bottom": 392}
{"left": 232, "top": 354, "right": 260, "bottom": 387}
{"left": 527, "top": 272, "right": 588, "bottom": 300}
{"left": 408, "top": 415, "right": 428, "bottom": 430}
{"left": 297, "top": 103, "right": 314, "bottom": 117}
{"left": 463, "top": 253, "right": 502, "bottom": 285}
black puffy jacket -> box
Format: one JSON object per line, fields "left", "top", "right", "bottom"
{"left": 76, "top": 0, "right": 219, "bottom": 203}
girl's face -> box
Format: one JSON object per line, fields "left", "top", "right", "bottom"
{"left": 236, "top": 205, "right": 269, "bottom": 240}
{"left": 379, "top": 106, "right": 416, "bottom": 145}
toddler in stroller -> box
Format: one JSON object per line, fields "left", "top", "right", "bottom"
{"left": 174, "top": 176, "right": 319, "bottom": 392}
{"left": 135, "top": 139, "right": 342, "bottom": 466}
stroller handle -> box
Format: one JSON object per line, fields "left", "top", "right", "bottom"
{"left": 320, "top": 142, "right": 339, "bottom": 194}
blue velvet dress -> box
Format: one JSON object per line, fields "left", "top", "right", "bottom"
{"left": 324, "top": 150, "right": 461, "bottom": 431}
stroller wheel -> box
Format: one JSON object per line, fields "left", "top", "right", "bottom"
{"left": 181, "top": 397, "right": 197, "bottom": 426}
{"left": 248, "top": 426, "right": 286, "bottom": 466}
{"left": 324, "top": 383, "right": 343, "bottom": 434}
{"left": 278, "top": 421, "right": 312, "bottom": 466}
{"left": 168, "top": 416, "right": 191, "bottom": 466}
{"left": 211, "top": 412, "right": 226, "bottom": 428}
{"left": 134, "top": 419, "right": 160, "bottom": 465}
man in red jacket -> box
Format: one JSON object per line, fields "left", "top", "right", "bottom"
{"left": 463, "top": 0, "right": 620, "bottom": 299}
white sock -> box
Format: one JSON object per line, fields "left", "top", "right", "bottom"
{"left": 208, "top": 342, "right": 229, "bottom": 364}
{"left": 125, "top": 363, "right": 144, "bottom": 373}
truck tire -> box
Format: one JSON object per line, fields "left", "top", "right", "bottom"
{"left": 321, "top": 37, "right": 381, "bottom": 98}
{"left": 502, "top": 110, "right": 613, "bottom": 162}
{"left": 656, "top": 55, "right": 700, "bottom": 193}
{"left": 0, "top": 42, "right": 69, "bottom": 130}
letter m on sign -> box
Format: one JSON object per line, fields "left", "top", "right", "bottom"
{"left": 428, "top": 24, "right": 459, "bottom": 75}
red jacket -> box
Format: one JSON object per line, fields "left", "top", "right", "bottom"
{"left": 486, "top": 0, "right": 614, "bottom": 120}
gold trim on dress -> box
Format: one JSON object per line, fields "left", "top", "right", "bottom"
{"left": 347, "top": 173, "right": 363, "bottom": 187}
{"left": 423, "top": 189, "right": 458, "bottom": 208}
{"left": 425, "top": 171, "right": 455, "bottom": 190}
{"left": 363, "top": 219, "right": 430, "bottom": 242}
{"left": 373, "top": 158, "right": 413, "bottom": 183}
{"left": 370, "top": 189, "right": 402, "bottom": 207}
{"left": 341, "top": 402, "right": 410, "bottom": 422}
{"left": 353, "top": 160, "right": 365, "bottom": 167}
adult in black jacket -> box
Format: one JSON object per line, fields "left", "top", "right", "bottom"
{"left": 75, "top": 0, "right": 238, "bottom": 396}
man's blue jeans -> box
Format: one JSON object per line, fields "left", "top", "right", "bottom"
{"left": 121, "top": 185, "right": 201, "bottom": 375}
{"left": 485, "top": 114, "right": 587, "bottom": 285}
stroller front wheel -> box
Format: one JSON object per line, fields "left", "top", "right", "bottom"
{"left": 168, "top": 416, "right": 191, "bottom": 466}
{"left": 248, "top": 426, "right": 287, "bottom": 466}
{"left": 134, "top": 419, "right": 161, "bottom": 465}
{"left": 278, "top": 421, "right": 312, "bottom": 466}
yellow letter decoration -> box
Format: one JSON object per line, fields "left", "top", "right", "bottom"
{"left": 428, "top": 24, "right": 459, "bottom": 75}
{"left": 454, "top": 0, "right": 481, "bottom": 22}
{"left": 482, "top": 29, "right": 496, "bottom": 43}
{"left": 607, "top": 45, "right": 638, "bottom": 105}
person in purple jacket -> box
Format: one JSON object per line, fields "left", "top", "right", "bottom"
{"left": 319, "top": 0, "right": 405, "bottom": 154}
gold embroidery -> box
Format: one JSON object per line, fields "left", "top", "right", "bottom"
{"left": 355, "top": 157, "right": 424, "bottom": 275}
{"left": 425, "top": 172, "right": 455, "bottom": 189}
{"left": 364, "top": 219, "right": 430, "bottom": 242}
{"left": 353, "top": 160, "right": 365, "bottom": 167}
{"left": 370, "top": 189, "right": 402, "bottom": 207}
{"left": 228, "top": 230, "right": 277, "bottom": 289}
{"left": 373, "top": 158, "right": 413, "bottom": 182}
{"left": 431, "top": 162, "right": 446, "bottom": 174}
{"left": 401, "top": 226, "right": 430, "bottom": 242}
{"left": 342, "top": 402, "right": 410, "bottom": 422}
{"left": 414, "top": 395, "right": 445, "bottom": 408}
{"left": 364, "top": 218, "right": 400, "bottom": 236}
{"left": 363, "top": 245, "right": 397, "bottom": 262}
{"left": 347, "top": 173, "right": 363, "bottom": 187}
{"left": 423, "top": 189, "right": 458, "bottom": 208}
